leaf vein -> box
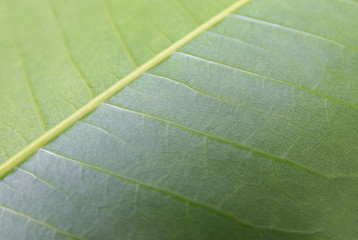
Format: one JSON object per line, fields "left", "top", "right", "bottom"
{"left": 40, "top": 148, "right": 322, "bottom": 235}
{"left": 0, "top": 204, "right": 85, "bottom": 240}
{"left": 48, "top": 0, "right": 96, "bottom": 97}
{"left": 102, "top": 102, "right": 329, "bottom": 178}
{"left": 174, "top": 51, "right": 357, "bottom": 109}
{"left": 14, "top": 41, "right": 47, "bottom": 131}
{"left": 79, "top": 120, "right": 126, "bottom": 145}
{"left": 105, "top": 0, "right": 139, "bottom": 67}
{"left": 172, "top": 0, "right": 200, "bottom": 25}
{"left": 231, "top": 13, "right": 358, "bottom": 53}
{"left": 145, "top": 72, "right": 321, "bottom": 136}
{"left": 0, "top": 0, "right": 252, "bottom": 178}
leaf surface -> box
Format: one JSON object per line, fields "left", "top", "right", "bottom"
{"left": 0, "top": 0, "right": 236, "bottom": 163}
{"left": 0, "top": 0, "right": 358, "bottom": 239}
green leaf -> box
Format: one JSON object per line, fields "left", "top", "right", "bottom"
{"left": 1, "top": 0, "right": 357, "bottom": 239}
{"left": 0, "top": 0, "right": 236, "bottom": 164}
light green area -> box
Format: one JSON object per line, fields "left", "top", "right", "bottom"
{"left": 0, "top": 0, "right": 358, "bottom": 239}
{"left": 0, "top": 0, "right": 236, "bottom": 163}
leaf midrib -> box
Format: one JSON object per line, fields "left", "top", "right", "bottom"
{"left": 0, "top": 0, "right": 251, "bottom": 179}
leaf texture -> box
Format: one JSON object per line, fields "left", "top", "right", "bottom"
{"left": 0, "top": 0, "right": 358, "bottom": 239}
{"left": 0, "top": 0, "right": 236, "bottom": 164}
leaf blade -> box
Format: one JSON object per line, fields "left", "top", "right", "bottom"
{"left": 0, "top": 0, "right": 238, "bottom": 164}
{"left": 0, "top": 0, "right": 357, "bottom": 239}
